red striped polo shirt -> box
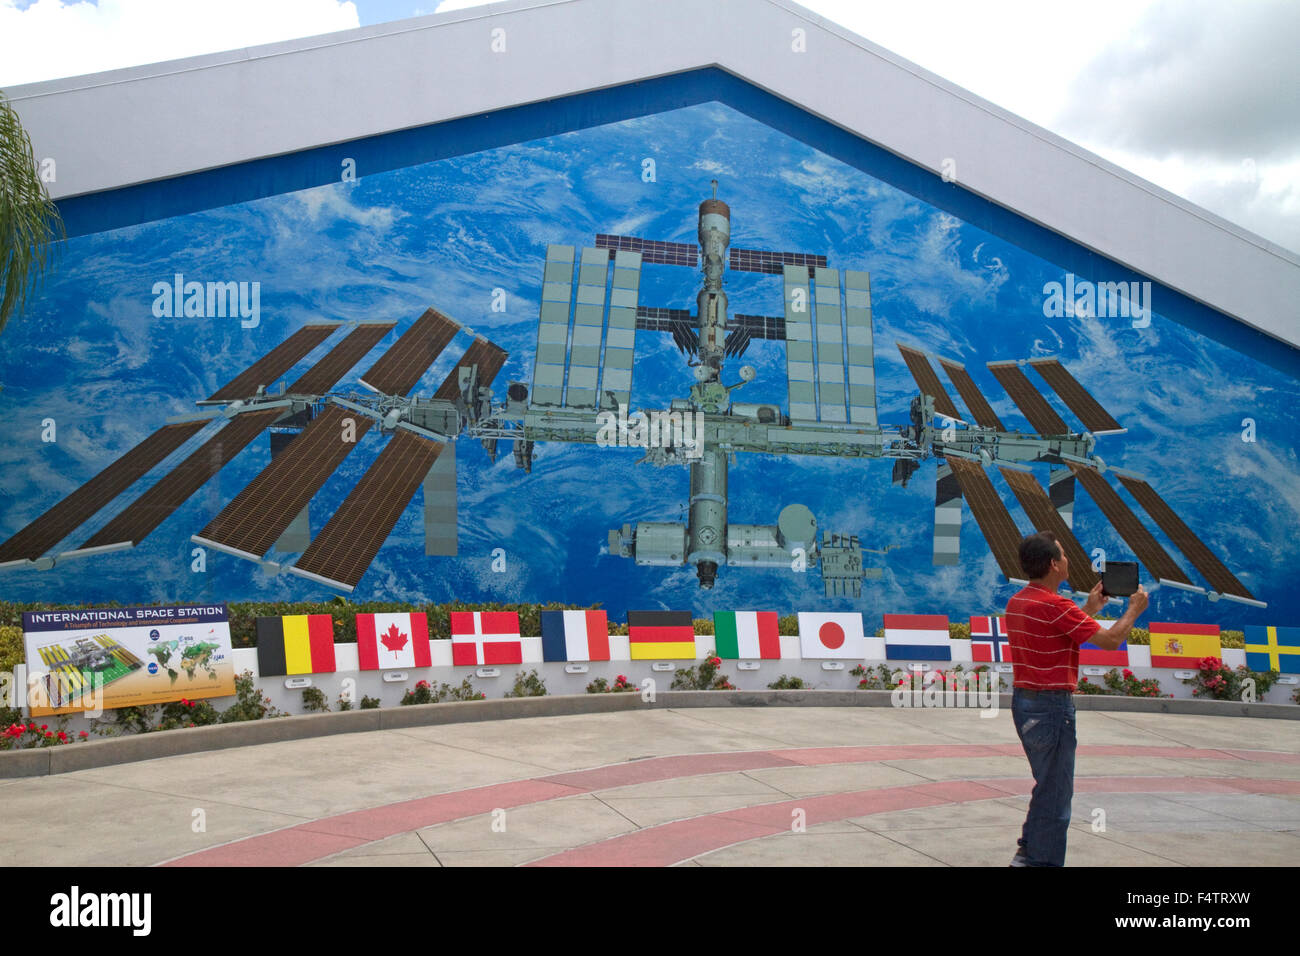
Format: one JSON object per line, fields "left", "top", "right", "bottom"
{"left": 1005, "top": 583, "right": 1102, "bottom": 691}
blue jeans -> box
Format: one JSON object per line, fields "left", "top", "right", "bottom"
{"left": 1011, "top": 688, "right": 1077, "bottom": 866}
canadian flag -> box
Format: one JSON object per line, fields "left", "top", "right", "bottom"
{"left": 450, "top": 611, "right": 523, "bottom": 666}
{"left": 357, "top": 613, "right": 431, "bottom": 670}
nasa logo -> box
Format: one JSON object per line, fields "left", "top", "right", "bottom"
{"left": 147, "top": 662, "right": 158, "bottom": 675}
{"left": 149, "top": 629, "right": 160, "bottom": 641}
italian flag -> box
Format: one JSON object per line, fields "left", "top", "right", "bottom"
{"left": 714, "top": 611, "right": 781, "bottom": 660}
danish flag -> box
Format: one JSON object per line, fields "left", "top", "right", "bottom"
{"left": 450, "top": 611, "right": 523, "bottom": 666}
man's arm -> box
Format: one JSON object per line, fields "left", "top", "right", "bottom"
{"left": 1089, "top": 586, "right": 1150, "bottom": 650}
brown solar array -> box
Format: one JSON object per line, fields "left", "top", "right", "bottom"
{"left": 81, "top": 409, "right": 282, "bottom": 550}
{"left": 360, "top": 309, "right": 459, "bottom": 396}
{"left": 433, "top": 338, "right": 508, "bottom": 399}
{"left": 999, "top": 467, "right": 1098, "bottom": 593}
{"left": 0, "top": 420, "right": 207, "bottom": 563}
{"left": 1068, "top": 464, "right": 1192, "bottom": 586}
{"left": 938, "top": 359, "right": 1005, "bottom": 431}
{"left": 287, "top": 322, "right": 395, "bottom": 395}
{"left": 1118, "top": 475, "right": 1255, "bottom": 600}
{"left": 945, "top": 457, "right": 1025, "bottom": 581}
{"left": 197, "top": 405, "right": 373, "bottom": 559}
{"left": 294, "top": 431, "right": 445, "bottom": 590}
{"left": 1028, "top": 359, "right": 1123, "bottom": 433}
{"left": 987, "top": 362, "right": 1069, "bottom": 435}
{"left": 897, "top": 344, "right": 962, "bottom": 422}
{"left": 729, "top": 248, "right": 828, "bottom": 275}
{"left": 203, "top": 323, "right": 338, "bottom": 404}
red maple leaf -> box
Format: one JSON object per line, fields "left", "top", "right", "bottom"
{"left": 380, "top": 623, "right": 409, "bottom": 655}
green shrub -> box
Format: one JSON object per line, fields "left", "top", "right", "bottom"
{"left": 767, "top": 674, "right": 806, "bottom": 689}
{"left": 1076, "top": 668, "right": 1168, "bottom": 698}
{"left": 301, "top": 686, "right": 329, "bottom": 713}
{"left": 0, "top": 625, "right": 23, "bottom": 675}
{"left": 360, "top": 695, "right": 382, "bottom": 709}
{"left": 586, "top": 675, "right": 638, "bottom": 693}
{"left": 505, "top": 669, "right": 547, "bottom": 698}
{"left": 400, "top": 678, "right": 486, "bottom": 705}
{"left": 670, "top": 652, "right": 735, "bottom": 691}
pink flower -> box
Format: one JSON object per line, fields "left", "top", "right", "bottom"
{"left": 78, "top": 731, "right": 89, "bottom": 738}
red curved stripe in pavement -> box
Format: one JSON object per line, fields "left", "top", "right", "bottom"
{"left": 161, "top": 744, "right": 1300, "bottom": 867}
{"left": 525, "top": 775, "right": 1300, "bottom": 867}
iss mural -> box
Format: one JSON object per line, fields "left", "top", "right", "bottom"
{"left": 0, "top": 102, "right": 1293, "bottom": 622}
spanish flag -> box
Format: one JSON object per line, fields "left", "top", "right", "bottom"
{"left": 1148, "top": 622, "right": 1221, "bottom": 668}
{"left": 1244, "top": 626, "right": 1300, "bottom": 674}
{"left": 256, "top": 614, "right": 337, "bottom": 676}
{"left": 628, "top": 610, "right": 696, "bottom": 660}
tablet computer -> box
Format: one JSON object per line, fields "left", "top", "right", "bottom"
{"left": 1101, "top": 561, "right": 1139, "bottom": 597}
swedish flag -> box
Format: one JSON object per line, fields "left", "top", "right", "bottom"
{"left": 1244, "top": 626, "right": 1300, "bottom": 675}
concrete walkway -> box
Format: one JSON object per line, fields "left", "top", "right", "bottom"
{"left": 3, "top": 706, "right": 1298, "bottom": 866}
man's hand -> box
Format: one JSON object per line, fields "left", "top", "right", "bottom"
{"left": 1127, "top": 585, "right": 1149, "bottom": 617}
{"left": 1082, "top": 580, "right": 1105, "bottom": 617}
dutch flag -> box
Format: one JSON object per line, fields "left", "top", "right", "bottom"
{"left": 884, "top": 614, "right": 952, "bottom": 662}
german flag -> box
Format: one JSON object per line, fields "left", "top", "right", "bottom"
{"left": 1149, "top": 622, "right": 1221, "bottom": 668}
{"left": 628, "top": 610, "right": 696, "bottom": 660}
{"left": 256, "top": 614, "right": 337, "bottom": 676}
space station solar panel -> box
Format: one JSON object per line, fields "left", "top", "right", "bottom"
{"left": 287, "top": 322, "right": 395, "bottom": 396}
{"left": 1027, "top": 359, "right": 1124, "bottom": 434}
{"left": 595, "top": 234, "right": 698, "bottom": 267}
{"left": 782, "top": 264, "right": 816, "bottom": 421}
{"left": 938, "top": 358, "right": 1005, "bottom": 431}
{"left": 843, "top": 270, "right": 877, "bottom": 427}
{"left": 80, "top": 407, "right": 283, "bottom": 551}
{"left": 196, "top": 405, "right": 372, "bottom": 561}
{"left": 600, "top": 249, "right": 642, "bottom": 410}
{"left": 729, "top": 248, "right": 828, "bottom": 275}
{"left": 813, "top": 268, "right": 846, "bottom": 423}
{"left": 434, "top": 337, "right": 508, "bottom": 400}
{"left": 203, "top": 323, "right": 339, "bottom": 404}
{"left": 532, "top": 244, "right": 574, "bottom": 407}
{"left": 987, "top": 361, "right": 1069, "bottom": 435}
{"left": 998, "top": 466, "right": 1098, "bottom": 593}
{"left": 897, "top": 344, "right": 962, "bottom": 423}
{"left": 636, "top": 307, "right": 695, "bottom": 330}
{"left": 945, "top": 457, "right": 1025, "bottom": 583}
{"left": 1067, "top": 464, "right": 1193, "bottom": 587}
{"left": 1117, "top": 474, "right": 1255, "bottom": 601}
{"left": 292, "top": 430, "right": 445, "bottom": 591}
{"left": 360, "top": 308, "right": 460, "bottom": 397}
{"left": 730, "top": 314, "right": 786, "bottom": 340}
{"left": 567, "top": 247, "right": 608, "bottom": 410}
{"left": 0, "top": 419, "right": 208, "bottom": 563}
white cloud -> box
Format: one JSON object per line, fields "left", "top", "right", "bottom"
{"left": 0, "top": 0, "right": 360, "bottom": 86}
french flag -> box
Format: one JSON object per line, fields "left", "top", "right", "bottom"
{"left": 1081, "top": 618, "right": 1128, "bottom": 666}
{"left": 969, "top": 616, "right": 1012, "bottom": 663}
{"left": 540, "top": 610, "right": 611, "bottom": 662}
{"left": 450, "top": 611, "right": 523, "bottom": 666}
{"left": 884, "top": 614, "right": 952, "bottom": 661}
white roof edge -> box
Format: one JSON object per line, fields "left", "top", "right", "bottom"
{"left": 5, "top": 0, "right": 1298, "bottom": 350}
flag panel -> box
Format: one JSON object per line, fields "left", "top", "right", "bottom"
{"left": 884, "top": 614, "right": 952, "bottom": 662}
{"left": 255, "top": 614, "right": 336, "bottom": 676}
{"left": 1148, "top": 621, "right": 1222, "bottom": 668}
{"left": 714, "top": 611, "right": 781, "bottom": 660}
{"left": 1243, "top": 625, "right": 1300, "bottom": 674}
{"left": 450, "top": 611, "right": 523, "bottom": 666}
{"left": 628, "top": 611, "right": 695, "bottom": 660}
{"left": 796, "top": 612, "right": 866, "bottom": 659}
{"left": 969, "top": 615, "right": 1013, "bottom": 663}
{"left": 357, "top": 612, "right": 431, "bottom": 670}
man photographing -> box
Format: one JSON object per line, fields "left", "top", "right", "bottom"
{"left": 1005, "top": 531, "right": 1148, "bottom": 867}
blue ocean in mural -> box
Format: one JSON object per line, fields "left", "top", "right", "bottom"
{"left": 1, "top": 102, "right": 1296, "bottom": 629}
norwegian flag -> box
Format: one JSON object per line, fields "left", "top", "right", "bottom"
{"left": 969, "top": 616, "right": 1012, "bottom": 663}
{"left": 450, "top": 611, "right": 523, "bottom": 666}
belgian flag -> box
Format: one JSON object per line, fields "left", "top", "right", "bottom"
{"left": 256, "top": 614, "right": 337, "bottom": 676}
